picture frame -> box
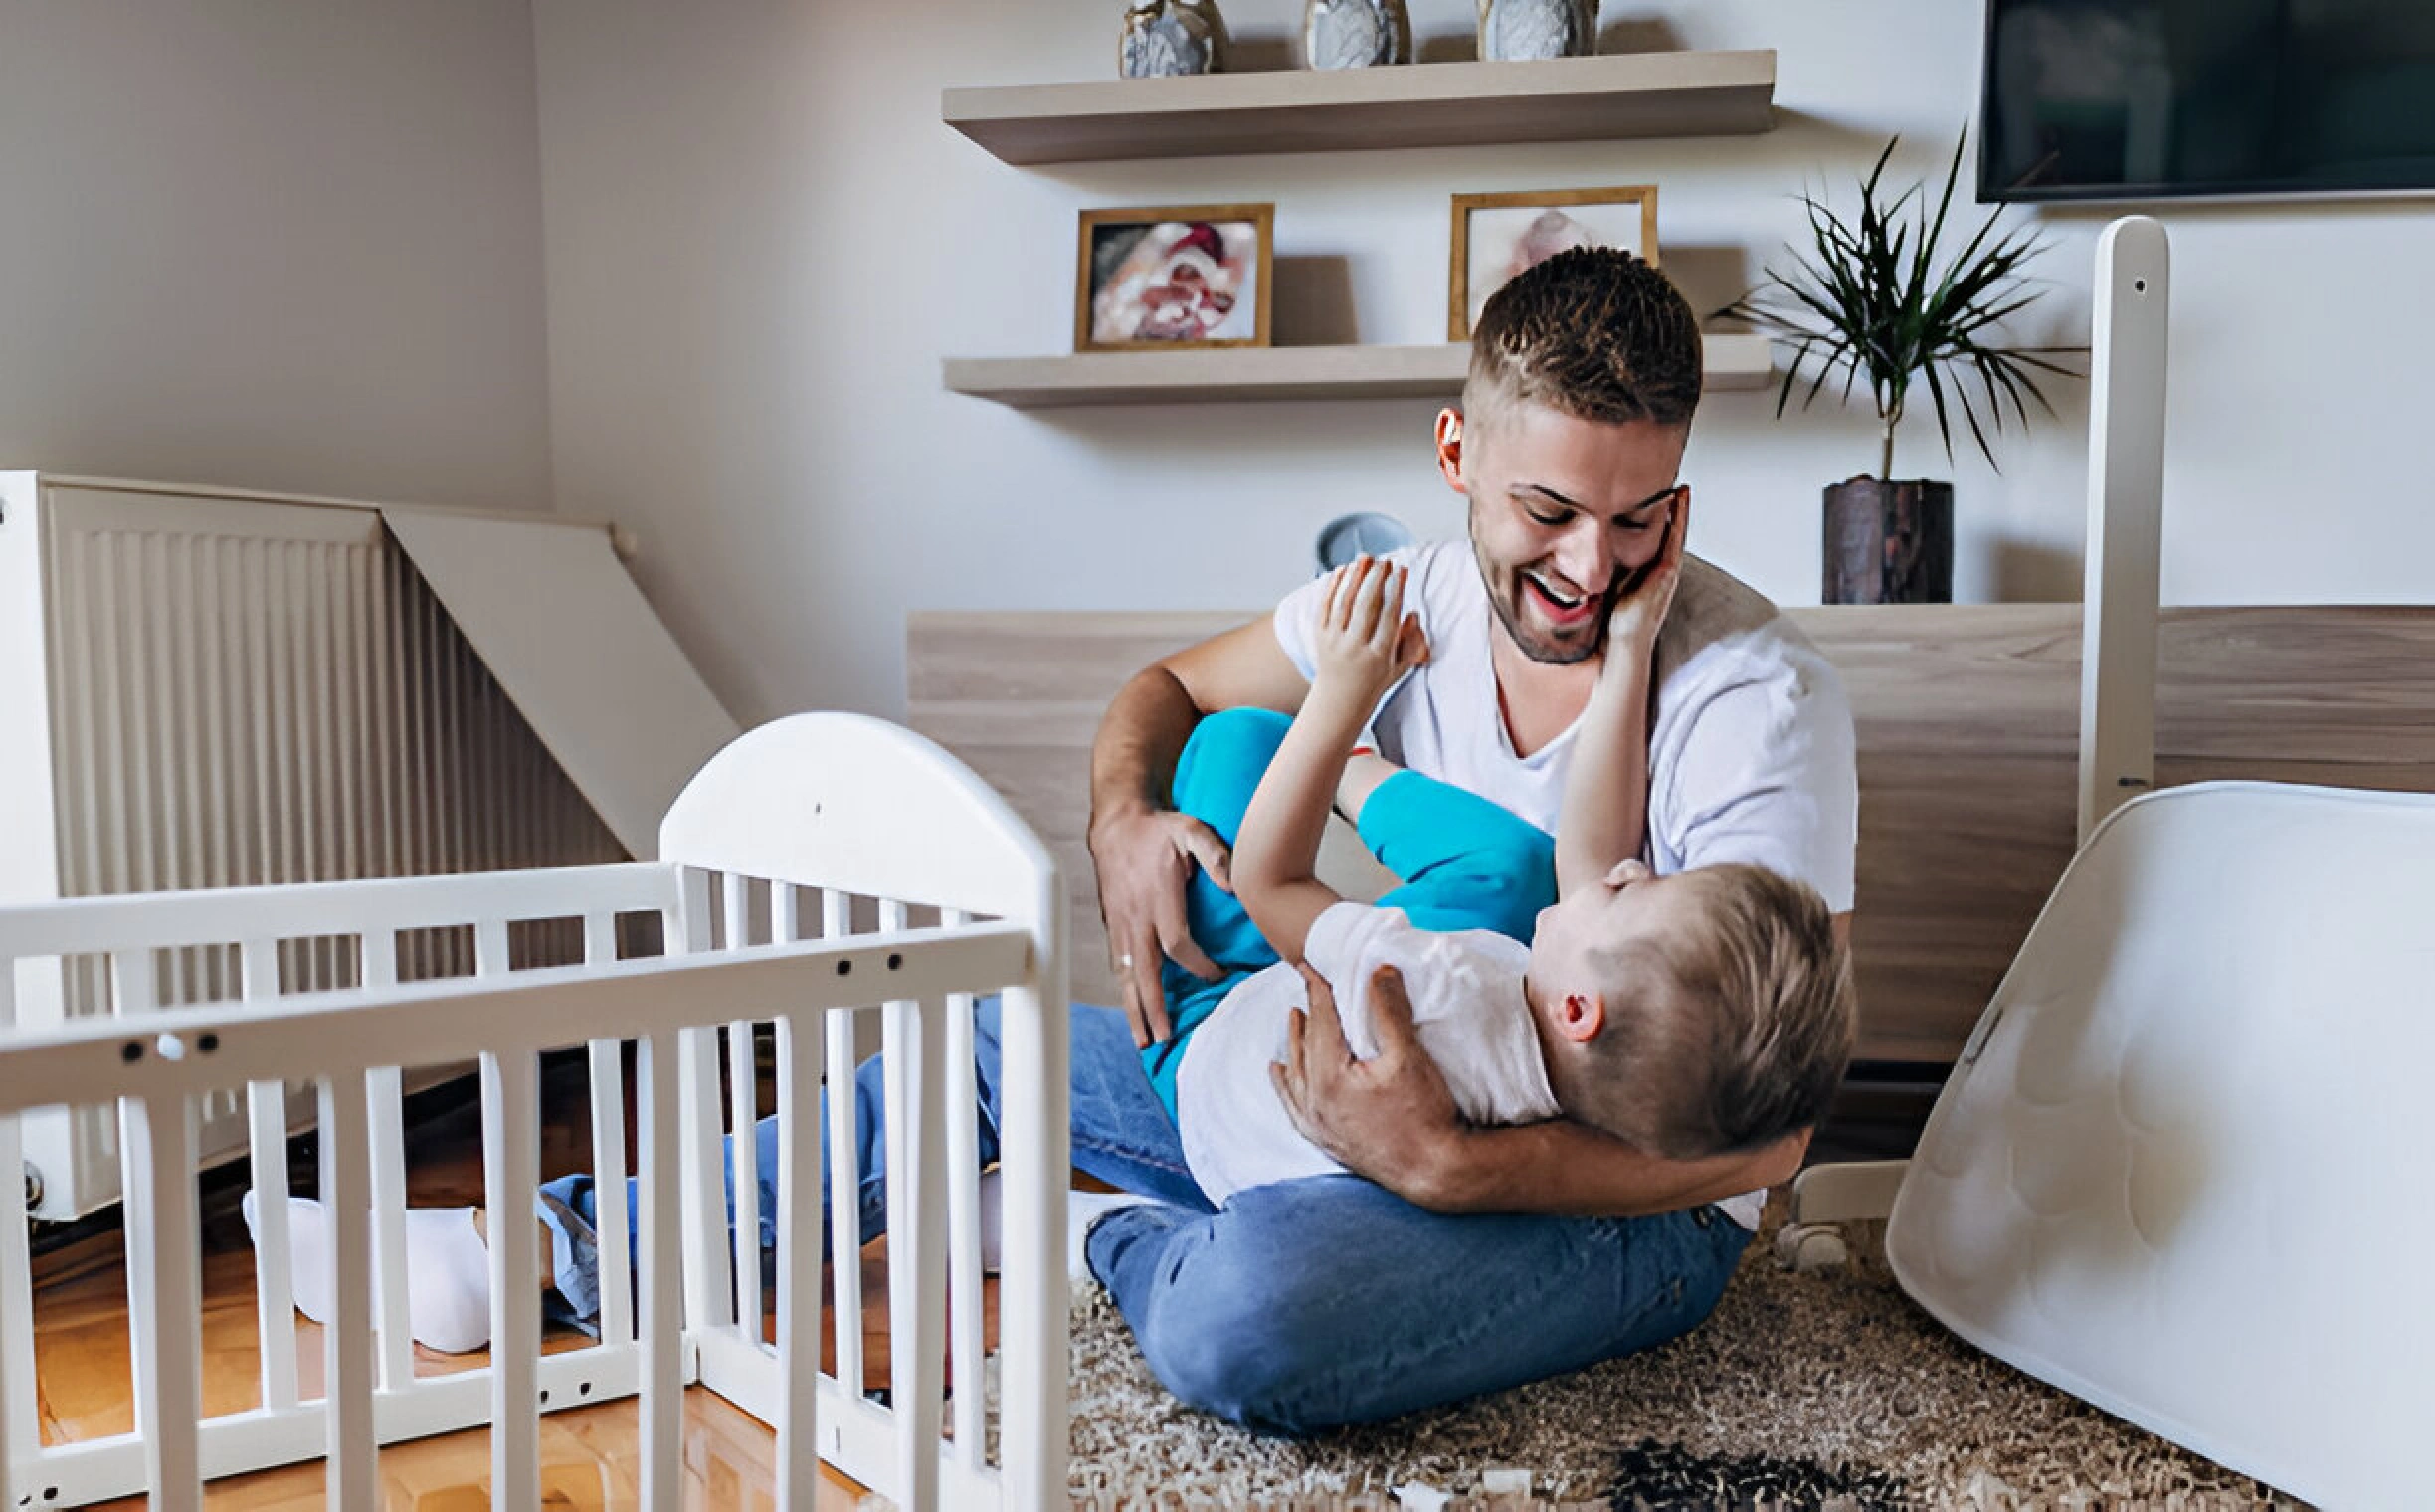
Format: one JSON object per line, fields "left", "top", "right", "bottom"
{"left": 1075, "top": 203, "right": 1274, "bottom": 352}
{"left": 1447, "top": 186, "right": 1660, "bottom": 342}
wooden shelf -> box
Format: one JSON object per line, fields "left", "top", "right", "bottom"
{"left": 943, "top": 50, "right": 1775, "bottom": 165}
{"left": 943, "top": 336, "right": 1773, "bottom": 409}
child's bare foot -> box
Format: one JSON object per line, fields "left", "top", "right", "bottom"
{"left": 1336, "top": 747, "right": 1402, "bottom": 825}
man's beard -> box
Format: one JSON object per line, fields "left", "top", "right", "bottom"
{"left": 1484, "top": 566, "right": 1610, "bottom": 665}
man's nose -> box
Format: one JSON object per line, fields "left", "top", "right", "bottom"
{"left": 1552, "top": 520, "right": 1615, "bottom": 594}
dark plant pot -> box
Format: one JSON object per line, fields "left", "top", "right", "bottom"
{"left": 1823, "top": 477, "right": 1954, "bottom": 605}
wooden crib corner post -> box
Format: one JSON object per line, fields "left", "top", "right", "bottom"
{"left": 996, "top": 866, "right": 1070, "bottom": 1512}
{"left": 0, "top": 964, "right": 37, "bottom": 1504}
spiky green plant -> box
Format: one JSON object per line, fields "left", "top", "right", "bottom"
{"left": 1721, "top": 133, "right": 2081, "bottom": 481}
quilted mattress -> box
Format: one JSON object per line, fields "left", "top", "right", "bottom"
{"left": 1888, "top": 781, "right": 2434, "bottom": 1510}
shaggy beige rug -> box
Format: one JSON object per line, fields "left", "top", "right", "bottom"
{"left": 1058, "top": 1205, "right": 2311, "bottom": 1511}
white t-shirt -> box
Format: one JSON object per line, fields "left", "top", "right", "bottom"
{"left": 1270, "top": 541, "right": 1860, "bottom": 1229}
{"left": 1179, "top": 903, "right": 1557, "bottom": 1208}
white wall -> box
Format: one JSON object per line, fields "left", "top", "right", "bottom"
{"left": 534, "top": 0, "right": 2435, "bottom": 726}
{"left": 0, "top": 1, "right": 554, "bottom": 511}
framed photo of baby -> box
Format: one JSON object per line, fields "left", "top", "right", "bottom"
{"left": 1448, "top": 186, "right": 1660, "bottom": 341}
{"left": 1076, "top": 204, "right": 1273, "bottom": 352}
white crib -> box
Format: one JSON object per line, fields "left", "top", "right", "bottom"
{"left": 0, "top": 711, "right": 1070, "bottom": 1510}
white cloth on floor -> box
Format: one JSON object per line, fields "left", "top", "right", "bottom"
{"left": 244, "top": 1190, "right": 496, "bottom": 1354}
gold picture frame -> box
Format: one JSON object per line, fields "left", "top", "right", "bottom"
{"left": 1447, "top": 186, "right": 1660, "bottom": 342}
{"left": 1075, "top": 203, "right": 1275, "bottom": 352}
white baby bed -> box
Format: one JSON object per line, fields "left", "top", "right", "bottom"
{"left": 0, "top": 711, "right": 1070, "bottom": 1511}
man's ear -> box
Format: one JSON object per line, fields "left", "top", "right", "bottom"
{"left": 1560, "top": 992, "right": 1606, "bottom": 1044}
{"left": 1433, "top": 408, "right": 1466, "bottom": 495}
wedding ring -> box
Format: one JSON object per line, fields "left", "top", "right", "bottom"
{"left": 1119, "top": 953, "right": 1135, "bottom": 969}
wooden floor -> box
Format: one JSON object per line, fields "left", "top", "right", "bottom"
{"left": 27, "top": 1057, "right": 984, "bottom": 1510}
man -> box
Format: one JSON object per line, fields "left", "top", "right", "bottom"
{"left": 259, "top": 251, "right": 1856, "bottom": 1426}
{"left": 1078, "top": 246, "right": 1856, "bottom": 1431}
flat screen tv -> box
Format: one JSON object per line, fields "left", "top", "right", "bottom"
{"left": 1980, "top": 0, "right": 2435, "bottom": 202}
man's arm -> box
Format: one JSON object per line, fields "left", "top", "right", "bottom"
{"left": 1088, "top": 617, "right": 1307, "bottom": 1046}
{"left": 1273, "top": 963, "right": 1808, "bottom": 1216}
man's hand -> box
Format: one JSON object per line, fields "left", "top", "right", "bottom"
{"left": 1605, "top": 487, "right": 1689, "bottom": 671}
{"left": 1270, "top": 962, "right": 1464, "bottom": 1205}
{"left": 1087, "top": 805, "right": 1231, "bottom": 1048}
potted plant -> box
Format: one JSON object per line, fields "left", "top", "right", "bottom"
{"left": 1722, "top": 134, "right": 2080, "bottom": 604}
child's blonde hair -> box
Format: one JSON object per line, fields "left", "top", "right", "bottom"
{"left": 1568, "top": 864, "right": 1857, "bottom": 1161}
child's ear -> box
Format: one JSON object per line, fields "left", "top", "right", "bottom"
{"left": 1560, "top": 992, "right": 1606, "bottom": 1044}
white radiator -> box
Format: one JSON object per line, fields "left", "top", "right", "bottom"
{"left": 0, "top": 473, "right": 677, "bottom": 1218}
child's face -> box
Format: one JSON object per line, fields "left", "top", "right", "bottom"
{"left": 1528, "top": 859, "right": 1703, "bottom": 1006}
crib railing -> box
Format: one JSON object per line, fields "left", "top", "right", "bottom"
{"left": 0, "top": 711, "right": 1070, "bottom": 1511}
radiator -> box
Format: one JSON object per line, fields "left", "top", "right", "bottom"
{"left": 1, "top": 475, "right": 629, "bottom": 1218}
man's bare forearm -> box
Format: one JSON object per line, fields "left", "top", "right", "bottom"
{"left": 1089, "top": 666, "right": 1204, "bottom": 837}
{"left": 1405, "top": 1118, "right": 1796, "bottom": 1218}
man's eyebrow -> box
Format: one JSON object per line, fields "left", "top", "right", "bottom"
{"left": 1512, "top": 483, "right": 1676, "bottom": 515}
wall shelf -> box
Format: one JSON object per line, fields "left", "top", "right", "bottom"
{"left": 942, "top": 50, "right": 1776, "bottom": 165}
{"left": 943, "top": 335, "right": 1773, "bottom": 409}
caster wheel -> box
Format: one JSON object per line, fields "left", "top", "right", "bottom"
{"left": 1774, "top": 1221, "right": 1848, "bottom": 1273}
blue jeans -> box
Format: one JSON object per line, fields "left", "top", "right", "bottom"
{"left": 538, "top": 998, "right": 1750, "bottom": 1434}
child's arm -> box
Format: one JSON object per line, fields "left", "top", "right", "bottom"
{"left": 1235, "top": 556, "right": 1428, "bottom": 961}
{"left": 1556, "top": 495, "right": 1687, "bottom": 898}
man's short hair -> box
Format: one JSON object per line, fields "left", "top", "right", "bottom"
{"left": 1463, "top": 246, "right": 1704, "bottom": 433}
{"left": 1575, "top": 864, "right": 1858, "bottom": 1161}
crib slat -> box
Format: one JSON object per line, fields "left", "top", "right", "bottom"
{"left": 236, "top": 938, "right": 303, "bottom": 1414}
{"left": 673, "top": 871, "right": 732, "bottom": 1335}
{"left": 945, "top": 906, "right": 986, "bottom": 1467}
{"left": 475, "top": 917, "right": 510, "bottom": 977}
{"left": 774, "top": 1010, "right": 826, "bottom": 1512}
{"left": 361, "top": 932, "right": 415, "bottom": 1393}
{"left": 124, "top": 1091, "right": 204, "bottom": 1510}
{"left": 723, "top": 879, "right": 765, "bottom": 1341}
{"left": 637, "top": 1031, "right": 684, "bottom": 1512}
{"left": 823, "top": 889, "right": 863, "bottom": 1396}
{"left": 320, "top": 1070, "right": 378, "bottom": 1509}
{"left": 773, "top": 884, "right": 802, "bottom": 944}
{"left": 587, "top": 1038, "right": 635, "bottom": 1346}
{"left": 886, "top": 999, "right": 947, "bottom": 1508}
{"left": 880, "top": 899, "right": 945, "bottom": 1511}
{"left": 112, "top": 946, "right": 212, "bottom": 1512}
{"left": 727, "top": 1017, "right": 764, "bottom": 1341}
{"left": 482, "top": 1048, "right": 542, "bottom": 1511}
{"left": 578, "top": 912, "right": 636, "bottom": 1346}
{"left": 998, "top": 980, "right": 1071, "bottom": 1512}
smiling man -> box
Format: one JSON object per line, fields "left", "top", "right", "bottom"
{"left": 1079, "top": 246, "right": 1859, "bottom": 1431}
{"left": 250, "top": 249, "right": 1861, "bottom": 1414}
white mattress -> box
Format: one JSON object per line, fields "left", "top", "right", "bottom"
{"left": 1887, "top": 781, "right": 2434, "bottom": 1511}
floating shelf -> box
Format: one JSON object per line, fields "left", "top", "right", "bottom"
{"left": 943, "top": 50, "right": 1776, "bottom": 165}
{"left": 943, "top": 336, "right": 1773, "bottom": 409}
